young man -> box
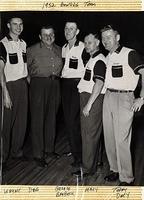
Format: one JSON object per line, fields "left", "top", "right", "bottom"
{"left": 61, "top": 21, "right": 89, "bottom": 167}
{"left": 0, "top": 17, "right": 28, "bottom": 168}
{"left": 72, "top": 32, "right": 106, "bottom": 177}
{"left": 27, "top": 25, "right": 62, "bottom": 167}
{"left": 101, "top": 25, "right": 144, "bottom": 186}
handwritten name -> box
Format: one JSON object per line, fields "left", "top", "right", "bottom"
{"left": 4, "top": 188, "right": 21, "bottom": 194}
{"left": 55, "top": 186, "right": 74, "bottom": 197}
{"left": 113, "top": 187, "right": 130, "bottom": 199}
{"left": 85, "top": 187, "right": 98, "bottom": 193}
{"left": 55, "top": 186, "right": 70, "bottom": 191}
{"left": 28, "top": 187, "right": 39, "bottom": 193}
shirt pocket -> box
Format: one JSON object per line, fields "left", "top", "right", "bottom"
{"left": 83, "top": 69, "right": 91, "bottom": 81}
{"left": 9, "top": 53, "right": 18, "bottom": 64}
{"left": 69, "top": 58, "right": 78, "bottom": 69}
{"left": 22, "top": 52, "right": 27, "bottom": 63}
{"left": 112, "top": 65, "right": 123, "bottom": 78}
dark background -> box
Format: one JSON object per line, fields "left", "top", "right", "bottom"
{"left": 1, "top": 11, "right": 144, "bottom": 55}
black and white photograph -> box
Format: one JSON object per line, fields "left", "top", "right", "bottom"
{"left": 0, "top": 11, "right": 144, "bottom": 187}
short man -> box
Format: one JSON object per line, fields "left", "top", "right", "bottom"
{"left": 61, "top": 21, "right": 89, "bottom": 167}
{"left": 73, "top": 32, "right": 106, "bottom": 177}
{"left": 0, "top": 17, "right": 28, "bottom": 167}
{"left": 101, "top": 25, "right": 144, "bottom": 186}
{"left": 27, "top": 25, "right": 62, "bottom": 167}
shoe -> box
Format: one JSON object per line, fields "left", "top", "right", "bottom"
{"left": 72, "top": 170, "right": 94, "bottom": 177}
{"left": 63, "top": 152, "right": 72, "bottom": 157}
{"left": 119, "top": 181, "right": 134, "bottom": 186}
{"left": 34, "top": 158, "right": 48, "bottom": 168}
{"left": 71, "top": 161, "right": 81, "bottom": 168}
{"left": 44, "top": 152, "right": 60, "bottom": 159}
{"left": 104, "top": 171, "right": 119, "bottom": 182}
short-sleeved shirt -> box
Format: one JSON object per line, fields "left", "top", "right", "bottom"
{"left": 61, "top": 40, "right": 85, "bottom": 78}
{"left": 27, "top": 42, "right": 63, "bottom": 77}
{"left": 105, "top": 46, "right": 144, "bottom": 91}
{"left": 0, "top": 35, "right": 28, "bottom": 82}
{"left": 0, "top": 42, "right": 7, "bottom": 63}
{"left": 77, "top": 51, "right": 106, "bottom": 94}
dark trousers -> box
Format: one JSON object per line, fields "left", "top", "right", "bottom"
{"left": 80, "top": 92, "right": 104, "bottom": 173}
{"left": 2, "top": 78, "right": 28, "bottom": 162}
{"left": 61, "top": 78, "right": 82, "bottom": 163}
{"left": 30, "top": 77, "right": 60, "bottom": 158}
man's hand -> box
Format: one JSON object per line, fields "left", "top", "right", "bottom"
{"left": 83, "top": 103, "right": 91, "bottom": 117}
{"left": 3, "top": 88, "right": 12, "bottom": 109}
{"left": 131, "top": 98, "right": 144, "bottom": 112}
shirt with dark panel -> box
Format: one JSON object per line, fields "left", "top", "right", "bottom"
{"left": 27, "top": 42, "right": 63, "bottom": 77}
{"left": 0, "top": 42, "right": 7, "bottom": 63}
{"left": 128, "top": 50, "right": 144, "bottom": 74}
{"left": 105, "top": 46, "right": 144, "bottom": 91}
{"left": 85, "top": 51, "right": 106, "bottom": 82}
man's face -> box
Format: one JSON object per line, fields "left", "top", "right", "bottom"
{"left": 84, "top": 34, "right": 99, "bottom": 55}
{"left": 7, "top": 18, "right": 23, "bottom": 36}
{"left": 64, "top": 22, "right": 79, "bottom": 41}
{"left": 40, "top": 28, "right": 55, "bottom": 46}
{"left": 101, "top": 29, "right": 119, "bottom": 52}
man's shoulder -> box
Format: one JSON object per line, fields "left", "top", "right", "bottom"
{"left": 27, "top": 42, "right": 40, "bottom": 51}
{"left": 54, "top": 44, "right": 62, "bottom": 51}
{"left": 1, "top": 36, "right": 9, "bottom": 43}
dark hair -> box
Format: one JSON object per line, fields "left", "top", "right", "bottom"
{"left": 40, "top": 25, "right": 55, "bottom": 34}
{"left": 7, "top": 16, "right": 23, "bottom": 24}
{"left": 85, "top": 32, "right": 100, "bottom": 40}
{"left": 65, "top": 21, "right": 78, "bottom": 29}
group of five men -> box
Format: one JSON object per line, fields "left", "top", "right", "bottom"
{"left": 0, "top": 16, "right": 144, "bottom": 186}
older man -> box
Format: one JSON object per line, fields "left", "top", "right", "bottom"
{"left": 101, "top": 25, "right": 144, "bottom": 186}
{"left": 72, "top": 32, "right": 106, "bottom": 177}
{"left": 27, "top": 25, "right": 63, "bottom": 167}
{"left": 0, "top": 17, "right": 28, "bottom": 169}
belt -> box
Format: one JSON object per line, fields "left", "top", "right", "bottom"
{"left": 49, "top": 75, "right": 60, "bottom": 80}
{"left": 107, "top": 88, "right": 133, "bottom": 93}
{"left": 62, "top": 78, "right": 80, "bottom": 81}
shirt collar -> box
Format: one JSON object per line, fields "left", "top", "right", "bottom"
{"left": 65, "top": 40, "right": 79, "bottom": 48}
{"left": 6, "top": 34, "right": 23, "bottom": 42}
{"left": 115, "top": 45, "right": 122, "bottom": 54}
{"left": 91, "top": 50, "right": 100, "bottom": 58}
{"left": 40, "top": 41, "right": 55, "bottom": 49}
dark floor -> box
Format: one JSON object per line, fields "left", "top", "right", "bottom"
{"left": 2, "top": 106, "right": 144, "bottom": 186}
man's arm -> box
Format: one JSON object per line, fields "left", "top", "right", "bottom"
{"left": 83, "top": 79, "right": 104, "bottom": 117}
{"left": 0, "top": 60, "right": 12, "bottom": 109}
{"left": 128, "top": 50, "right": 144, "bottom": 112}
{"left": 132, "top": 68, "right": 144, "bottom": 112}
{"left": 83, "top": 59, "right": 106, "bottom": 117}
